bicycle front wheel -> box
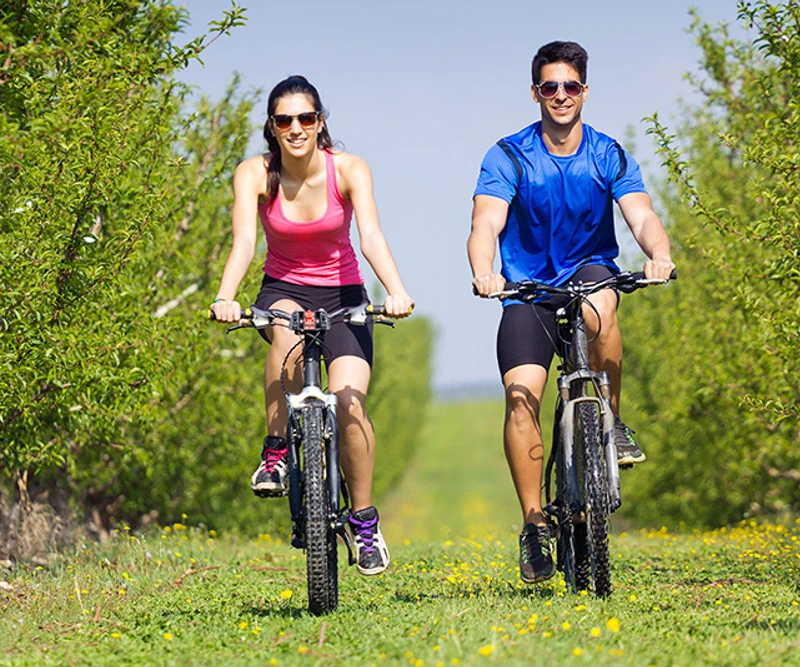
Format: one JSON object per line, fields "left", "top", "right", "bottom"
{"left": 301, "top": 405, "right": 338, "bottom": 615}
{"left": 577, "top": 401, "right": 611, "bottom": 597}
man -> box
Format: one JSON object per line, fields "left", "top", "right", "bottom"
{"left": 468, "top": 41, "right": 675, "bottom": 584}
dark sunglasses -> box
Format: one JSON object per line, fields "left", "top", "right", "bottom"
{"left": 270, "top": 112, "right": 321, "bottom": 130}
{"left": 535, "top": 80, "right": 585, "bottom": 99}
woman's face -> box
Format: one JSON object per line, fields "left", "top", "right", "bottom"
{"left": 269, "top": 93, "right": 322, "bottom": 159}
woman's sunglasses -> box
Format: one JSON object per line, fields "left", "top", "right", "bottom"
{"left": 270, "top": 112, "right": 321, "bottom": 130}
{"left": 535, "top": 80, "right": 585, "bottom": 99}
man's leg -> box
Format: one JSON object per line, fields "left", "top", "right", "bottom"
{"left": 583, "top": 288, "right": 621, "bottom": 413}
{"left": 502, "top": 364, "right": 549, "bottom": 526}
{"left": 583, "top": 288, "right": 645, "bottom": 464}
{"left": 503, "top": 363, "right": 556, "bottom": 583}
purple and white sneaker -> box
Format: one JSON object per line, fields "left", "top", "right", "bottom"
{"left": 348, "top": 506, "right": 390, "bottom": 575}
{"left": 250, "top": 436, "right": 288, "bottom": 497}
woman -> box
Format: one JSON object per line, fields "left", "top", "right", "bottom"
{"left": 210, "top": 75, "right": 413, "bottom": 576}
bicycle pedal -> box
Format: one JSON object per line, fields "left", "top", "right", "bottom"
{"left": 252, "top": 489, "right": 288, "bottom": 498}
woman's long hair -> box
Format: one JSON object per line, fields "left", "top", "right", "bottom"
{"left": 263, "top": 75, "right": 333, "bottom": 202}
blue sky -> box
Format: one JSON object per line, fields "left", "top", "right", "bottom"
{"left": 180, "top": 0, "right": 745, "bottom": 390}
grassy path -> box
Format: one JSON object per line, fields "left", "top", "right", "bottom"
{"left": 1, "top": 401, "right": 799, "bottom": 666}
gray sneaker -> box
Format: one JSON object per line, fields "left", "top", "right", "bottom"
{"left": 250, "top": 436, "right": 288, "bottom": 497}
{"left": 519, "top": 523, "right": 555, "bottom": 584}
{"left": 348, "top": 506, "right": 390, "bottom": 575}
{"left": 614, "top": 416, "right": 646, "bottom": 465}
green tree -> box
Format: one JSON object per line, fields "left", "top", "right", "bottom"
{"left": 619, "top": 0, "right": 800, "bottom": 527}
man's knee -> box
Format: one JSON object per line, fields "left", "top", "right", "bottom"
{"left": 505, "top": 383, "right": 542, "bottom": 427}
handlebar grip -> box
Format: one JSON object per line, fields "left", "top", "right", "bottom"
{"left": 472, "top": 283, "right": 519, "bottom": 296}
{"left": 366, "top": 304, "right": 414, "bottom": 316}
{"left": 208, "top": 307, "right": 251, "bottom": 321}
{"left": 631, "top": 269, "right": 677, "bottom": 281}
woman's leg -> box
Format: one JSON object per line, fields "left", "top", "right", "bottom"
{"left": 262, "top": 298, "right": 304, "bottom": 435}
{"left": 326, "top": 355, "right": 374, "bottom": 512}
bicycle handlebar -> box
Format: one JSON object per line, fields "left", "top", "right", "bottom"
{"left": 208, "top": 302, "right": 410, "bottom": 333}
{"left": 473, "top": 269, "right": 677, "bottom": 300}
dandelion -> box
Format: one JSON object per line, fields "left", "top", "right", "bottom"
{"left": 562, "top": 621, "right": 571, "bottom": 630}
{"left": 279, "top": 589, "right": 293, "bottom": 600}
{"left": 590, "top": 627, "right": 601, "bottom": 637}
{"left": 239, "top": 621, "right": 249, "bottom": 630}
{"left": 478, "top": 644, "right": 494, "bottom": 656}
{"left": 573, "top": 648, "right": 584, "bottom": 656}
{"left": 111, "top": 632, "right": 121, "bottom": 639}
{"left": 606, "top": 618, "right": 620, "bottom": 633}
{"left": 298, "top": 646, "right": 308, "bottom": 654}
{"left": 163, "top": 633, "right": 173, "bottom": 641}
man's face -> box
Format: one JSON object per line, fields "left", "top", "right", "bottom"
{"left": 531, "top": 62, "right": 588, "bottom": 128}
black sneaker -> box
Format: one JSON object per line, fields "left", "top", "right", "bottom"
{"left": 250, "top": 436, "right": 288, "bottom": 497}
{"left": 348, "top": 506, "right": 390, "bottom": 575}
{"left": 614, "top": 416, "right": 646, "bottom": 465}
{"left": 519, "top": 523, "right": 555, "bottom": 584}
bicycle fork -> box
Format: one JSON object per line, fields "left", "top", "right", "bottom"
{"left": 556, "top": 373, "right": 622, "bottom": 514}
{"left": 285, "top": 394, "right": 356, "bottom": 564}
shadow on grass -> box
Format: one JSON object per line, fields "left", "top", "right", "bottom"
{"left": 243, "top": 603, "right": 307, "bottom": 620}
{"left": 389, "top": 582, "right": 559, "bottom": 605}
{"left": 746, "top": 617, "right": 800, "bottom": 633}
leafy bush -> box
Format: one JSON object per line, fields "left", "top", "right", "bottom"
{"left": 619, "top": 1, "right": 800, "bottom": 527}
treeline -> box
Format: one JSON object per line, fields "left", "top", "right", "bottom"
{"left": 0, "top": 0, "right": 432, "bottom": 543}
{"left": 620, "top": 1, "right": 800, "bottom": 527}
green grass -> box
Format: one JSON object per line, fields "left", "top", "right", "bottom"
{"left": 1, "top": 401, "right": 799, "bottom": 666}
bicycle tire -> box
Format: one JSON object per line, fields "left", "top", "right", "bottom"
{"left": 572, "top": 403, "right": 593, "bottom": 593}
{"left": 555, "top": 435, "right": 577, "bottom": 589}
{"left": 301, "top": 405, "right": 338, "bottom": 615}
{"left": 578, "top": 401, "right": 611, "bottom": 597}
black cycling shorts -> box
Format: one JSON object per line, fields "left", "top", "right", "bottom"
{"left": 255, "top": 274, "right": 374, "bottom": 367}
{"left": 497, "top": 265, "right": 618, "bottom": 377}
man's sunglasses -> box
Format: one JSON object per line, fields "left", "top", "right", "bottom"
{"left": 270, "top": 112, "right": 321, "bottom": 130}
{"left": 534, "top": 80, "right": 586, "bottom": 99}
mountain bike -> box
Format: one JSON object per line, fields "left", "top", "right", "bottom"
{"left": 484, "top": 270, "right": 674, "bottom": 597}
{"left": 211, "top": 302, "right": 395, "bottom": 615}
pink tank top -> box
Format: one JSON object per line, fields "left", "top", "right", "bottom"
{"left": 258, "top": 150, "right": 364, "bottom": 286}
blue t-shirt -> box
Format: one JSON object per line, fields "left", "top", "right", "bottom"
{"left": 474, "top": 122, "right": 646, "bottom": 293}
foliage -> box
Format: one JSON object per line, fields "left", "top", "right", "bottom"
{"left": 620, "top": 0, "right": 800, "bottom": 526}
{"left": 0, "top": 0, "right": 245, "bottom": 479}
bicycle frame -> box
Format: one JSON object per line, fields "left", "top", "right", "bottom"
{"left": 284, "top": 310, "right": 354, "bottom": 561}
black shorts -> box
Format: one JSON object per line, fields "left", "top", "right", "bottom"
{"left": 497, "top": 265, "right": 618, "bottom": 377}
{"left": 255, "top": 274, "right": 374, "bottom": 367}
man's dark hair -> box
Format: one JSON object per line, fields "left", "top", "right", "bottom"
{"left": 531, "top": 41, "right": 588, "bottom": 85}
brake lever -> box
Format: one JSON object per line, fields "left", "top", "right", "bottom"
{"left": 225, "top": 322, "right": 252, "bottom": 333}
